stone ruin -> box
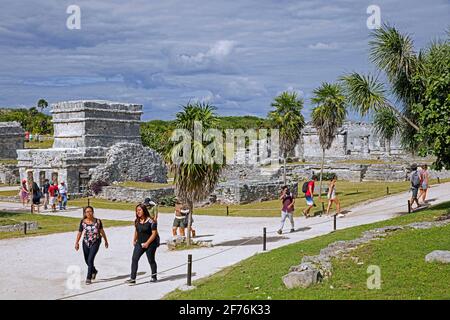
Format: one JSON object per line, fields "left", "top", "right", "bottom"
{"left": 0, "top": 121, "right": 24, "bottom": 159}
{"left": 0, "top": 122, "right": 23, "bottom": 184}
{"left": 294, "top": 121, "right": 407, "bottom": 161}
{"left": 16, "top": 100, "right": 167, "bottom": 194}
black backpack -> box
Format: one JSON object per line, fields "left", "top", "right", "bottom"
{"left": 302, "top": 181, "right": 309, "bottom": 193}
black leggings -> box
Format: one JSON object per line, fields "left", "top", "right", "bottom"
{"left": 82, "top": 240, "right": 101, "bottom": 280}
{"left": 131, "top": 242, "right": 158, "bottom": 280}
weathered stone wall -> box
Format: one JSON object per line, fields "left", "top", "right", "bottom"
{"left": 0, "top": 164, "right": 19, "bottom": 185}
{"left": 89, "top": 143, "right": 167, "bottom": 184}
{"left": 213, "top": 181, "right": 298, "bottom": 204}
{"left": 0, "top": 122, "right": 24, "bottom": 159}
{"left": 52, "top": 100, "right": 142, "bottom": 149}
{"left": 96, "top": 185, "right": 174, "bottom": 203}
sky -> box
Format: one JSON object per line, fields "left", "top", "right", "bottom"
{"left": 0, "top": 0, "right": 448, "bottom": 120}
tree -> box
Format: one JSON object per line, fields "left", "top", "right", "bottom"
{"left": 165, "top": 102, "right": 225, "bottom": 245}
{"left": 372, "top": 107, "right": 401, "bottom": 154}
{"left": 267, "top": 91, "right": 305, "bottom": 184}
{"left": 37, "top": 99, "right": 48, "bottom": 113}
{"left": 341, "top": 24, "right": 450, "bottom": 168}
{"left": 311, "top": 83, "right": 347, "bottom": 199}
{"left": 410, "top": 40, "right": 450, "bottom": 169}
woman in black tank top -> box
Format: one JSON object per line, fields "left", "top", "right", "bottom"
{"left": 125, "top": 204, "right": 160, "bottom": 285}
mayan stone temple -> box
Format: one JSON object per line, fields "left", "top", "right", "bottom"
{"left": 16, "top": 100, "right": 167, "bottom": 194}
{"left": 0, "top": 122, "right": 25, "bottom": 159}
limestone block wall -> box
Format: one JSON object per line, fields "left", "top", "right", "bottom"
{"left": 214, "top": 181, "right": 298, "bottom": 204}
{"left": 52, "top": 101, "right": 142, "bottom": 149}
{"left": 0, "top": 164, "right": 19, "bottom": 185}
{"left": 96, "top": 186, "right": 174, "bottom": 203}
{"left": 0, "top": 122, "right": 24, "bottom": 159}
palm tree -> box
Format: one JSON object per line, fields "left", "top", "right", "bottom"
{"left": 37, "top": 99, "right": 48, "bottom": 113}
{"left": 311, "top": 83, "right": 347, "bottom": 199}
{"left": 267, "top": 91, "right": 305, "bottom": 184}
{"left": 165, "top": 102, "right": 224, "bottom": 245}
{"left": 340, "top": 24, "right": 420, "bottom": 132}
{"left": 373, "top": 107, "right": 401, "bottom": 155}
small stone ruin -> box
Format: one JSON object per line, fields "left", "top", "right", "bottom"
{"left": 16, "top": 100, "right": 167, "bottom": 194}
{"left": 0, "top": 121, "right": 24, "bottom": 159}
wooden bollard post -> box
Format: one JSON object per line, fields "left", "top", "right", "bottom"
{"left": 333, "top": 214, "right": 337, "bottom": 231}
{"left": 387, "top": 186, "right": 389, "bottom": 195}
{"left": 408, "top": 200, "right": 411, "bottom": 213}
{"left": 23, "top": 222, "right": 27, "bottom": 235}
{"left": 263, "top": 227, "right": 267, "bottom": 251}
{"left": 226, "top": 206, "right": 229, "bottom": 216}
{"left": 321, "top": 202, "right": 325, "bottom": 217}
{"left": 187, "top": 254, "right": 192, "bottom": 286}
{"left": 437, "top": 177, "right": 440, "bottom": 184}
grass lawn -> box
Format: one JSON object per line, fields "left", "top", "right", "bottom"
{"left": 0, "top": 190, "right": 19, "bottom": 197}
{"left": 25, "top": 138, "right": 54, "bottom": 149}
{"left": 117, "top": 181, "right": 173, "bottom": 189}
{"left": 165, "top": 201, "right": 450, "bottom": 300}
{"left": 0, "top": 211, "right": 131, "bottom": 240}
{"left": 0, "top": 159, "right": 18, "bottom": 165}
{"left": 69, "top": 180, "right": 449, "bottom": 217}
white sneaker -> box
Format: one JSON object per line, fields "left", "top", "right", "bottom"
{"left": 337, "top": 213, "right": 345, "bottom": 218}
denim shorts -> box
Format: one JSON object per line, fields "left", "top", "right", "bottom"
{"left": 305, "top": 196, "right": 314, "bottom": 206}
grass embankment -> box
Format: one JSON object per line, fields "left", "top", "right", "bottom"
{"left": 0, "top": 190, "right": 19, "bottom": 197}
{"left": 165, "top": 201, "right": 450, "bottom": 300}
{"left": 24, "top": 137, "right": 53, "bottom": 149}
{"left": 70, "top": 180, "right": 449, "bottom": 217}
{"left": 0, "top": 211, "right": 131, "bottom": 240}
{"left": 0, "top": 159, "right": 18, "bottom": 165}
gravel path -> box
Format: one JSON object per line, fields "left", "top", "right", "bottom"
{"left": 0, "top": 182, "right": 449, "bottom": 300}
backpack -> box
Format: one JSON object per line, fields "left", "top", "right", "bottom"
{"left": 411, "top": 171, "right": 420, "bottom": 188}
{"left": 302, "top": 181, "right": 309, "bottom": 193}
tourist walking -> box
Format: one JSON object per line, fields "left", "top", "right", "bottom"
{"left": 42, "top": 179, "right": 50, "bottom": 210}
{"left": 409, "top": 163, "right": 421, "bottom": 211}
{"left": 75, "top": 206, "right": 109, "bottom": 285}
{"left": 126, "top": 204, "right": 160, "bottom": 285}
{"left": 19, "top": 179, "right": 29, "bottom": 207}
{"left": 48, "top": 182, "right": 59, "bottom": 213}
{"left": 326, "top": 176, "right": 343, "bottom": 217}
{"left": 58, "top": 181, "right": 68, "bottom": 210}
{"left": 302, "top": 175, "right": 318, "bottom": 218}
{"left": 172, "top": 200, "right": 186, "bottom": 237}
{"left": 418, "top": 164, "right": 430, "bottom": 204}
{"left": 31, "top": 180, "right": 42, "bottom": 214}
{"left": 277, "top": 186, "right": 295, "bottom": 234}
{"left": 143, "top": 198, "right": 158, "bottom": 221}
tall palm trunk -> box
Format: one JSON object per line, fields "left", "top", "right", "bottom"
{"left": 283, "top": 152, "right": 287, "bottom": 185}
{"left": 319, "top": 148, "right": 325, "bottom": 198}
{"left": 387, "top": 139, "right": 391, "bottom": 155}
{"left": 186, "top": 199, "right": 193, "bottom": 246}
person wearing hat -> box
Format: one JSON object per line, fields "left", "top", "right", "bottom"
{"left": 20, "top": 179, "right": 30, "bottom": 207}
{"left": 143, "top": 198, "right": 158, "bottom": 221}
{"left": 58, "top": 181, "right": 68, "bottom": 210}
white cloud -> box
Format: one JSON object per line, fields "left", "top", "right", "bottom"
{"left": 308, "top": 42, "right": 338, "bottom": 50}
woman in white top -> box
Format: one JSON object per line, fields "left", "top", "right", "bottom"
{"left": 326, "top": 176, "right": 343, "bottom": 217}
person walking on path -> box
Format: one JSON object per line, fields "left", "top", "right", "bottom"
{"left": 19, "top": 179, "right": 29, "bottom": 207}
{"left": 42, "top": 179, "right": 50, "bottom": 210}
{"left": 143, "top": 198, "right": 158, "bottom": 221}
{"left": 172, "top": 200, "right": 186, "bottom": 237}
{"left": 48, "top": 182, "right": 59, "bottom": 213}
{"left": 182, "top": 204, "right": 196, "bottom": 238}
{"left": 74, "top": 206, "right": 109, "bottom": 285}
{"left": 326, "top": 175, "right": 343, "bottom": 217}
{"left": 58, "top": 181, "right": 68, "bottom": 210}
{"left": 302, "top": 175, "right": 318, "bottom": 218}
{"left": 418, "top": 164, "right": 430, "bottom": 204}
{"left": 126, "top": 204, "right": 160, "bottom": 285}
{"left": 31, "top": 180, "right": 41, "bottom": 214}
{"left": 277, "top": 186, "right": 295, "bottom": 234}
{"left": 409, "top": 163, "right": 421, "bottom": 211}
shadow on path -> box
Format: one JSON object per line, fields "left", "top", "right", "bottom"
{"left": 96, "top": 272, "right": 146, "bottom": 283}
{"left": 216, "top": 236, "right": 288, "bottom": 247}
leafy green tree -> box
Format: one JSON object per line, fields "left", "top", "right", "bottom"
{"left": 268, "top": 91, "right": 305, "bottom": 184}
{"left": 311, "top": 83, "right": 347, "bottom": 199}
{"left": 165, "top": 102, "right": 225, "bottom": 245}
{"left": 37, "top": 99, "right": 48, "bottom": 113}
